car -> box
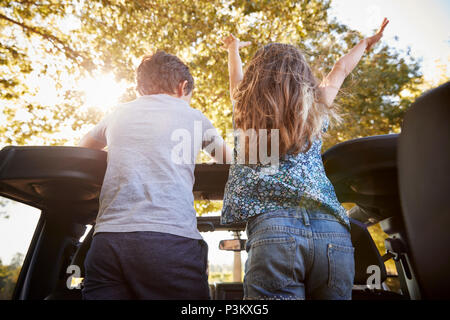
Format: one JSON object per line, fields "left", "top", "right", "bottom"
{"left": 0, "top": 82, "right": 448, "bottom": 300}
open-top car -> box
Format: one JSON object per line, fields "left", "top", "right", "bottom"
{"left": 0, "top": 82, "right": 448, "bottom": 300}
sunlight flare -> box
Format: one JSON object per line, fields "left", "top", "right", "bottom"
{"left": 79, "top": 73, "right": 128, "bottom": 113}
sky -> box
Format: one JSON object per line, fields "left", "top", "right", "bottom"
{"left": 1, "top": 0, "right": 449, "bottom": 269}
{"left": 0, "top": 201, "right": 40, "bottom": 265}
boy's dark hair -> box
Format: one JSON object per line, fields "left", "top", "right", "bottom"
{"left": 136, "top": 51, "right": 194, "bottom": 96}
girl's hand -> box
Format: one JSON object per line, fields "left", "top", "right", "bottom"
{"left": 221, "top": 34, "right": 249, "bottom": 99}
{"left": 365, "top": 18, "right": 389, "bottom": 51}
{"left": 320, "top": 18, "right": 389, "bottom": 106}
{"left": 221, "top": 34, "right": 251, "bottom": 51}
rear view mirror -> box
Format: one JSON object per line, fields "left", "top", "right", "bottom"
{"left": 219, "top": 239, "right": 246, "bottom": 252}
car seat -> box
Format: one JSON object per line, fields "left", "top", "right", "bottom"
{"left": 398, "top": 82, "right": 450, "bottom": 299}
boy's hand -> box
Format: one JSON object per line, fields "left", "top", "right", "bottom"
{"left": 221, "top": 34, "right": 251, "bottom": 51}
{"left": 365, "top": 18, "right": 389, "bottom": 51}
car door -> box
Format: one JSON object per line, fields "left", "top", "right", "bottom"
{"left": 0, "top": 196, "right": 43, "bottom": 300}
{"left": 0, "top": 146, "right": 105, "bottom": 299}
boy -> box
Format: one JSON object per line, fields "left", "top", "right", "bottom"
{"left": 79, "top": 51, "right": 230, "bottom": 299}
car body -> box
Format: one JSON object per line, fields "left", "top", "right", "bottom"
{"left": 0, "top": 82, "right": 448, "bottom": 300}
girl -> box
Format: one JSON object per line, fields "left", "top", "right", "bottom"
{"left": 221, "top": 18, "right": 389, "bottom": 300}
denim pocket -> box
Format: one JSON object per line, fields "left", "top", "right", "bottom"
{"left": 327, "top": 243, "right": 355, "bottom": 298}
{"left": 246, "top": 237, "right": 296, "bottom": 292}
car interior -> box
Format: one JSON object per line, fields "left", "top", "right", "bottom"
{"left": 0, "top": 82, "right": 448, "bottom": 300}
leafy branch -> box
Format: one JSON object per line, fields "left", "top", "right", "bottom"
{"left": 0, "top": 11, "right": 94, "bottom": 70}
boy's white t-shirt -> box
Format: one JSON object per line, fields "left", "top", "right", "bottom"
{"left": 90, "top": 94, "right": 222, "bottom": 239}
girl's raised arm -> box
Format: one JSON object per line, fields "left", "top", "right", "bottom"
{"left": 221, "top": 34, "right": 251, "bottom": 99}
{"left": 319, "top": 18, "right": 389, "bottom": 107}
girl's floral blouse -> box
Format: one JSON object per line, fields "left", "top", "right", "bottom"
{"left": 221, "top": 119, "right": 350, "bottom": 230}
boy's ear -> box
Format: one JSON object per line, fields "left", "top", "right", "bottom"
{"left": 177, "top": 80, "right": 189, "bottom": 97}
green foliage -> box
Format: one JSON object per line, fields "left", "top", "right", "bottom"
{"left": 0, "top": 252, "right": 23, "bottom": 300}
{"left": 209, "top": 272, "right": 233, "bottom": 284}
{"left": 194, "top": 200, "right": 222, "bottom": 216}
{"left": 368, "top": 223, "right": 397, "bottom": 275}
{"left": 0, "top": 0, "right": 424, "bottom": 214}
{"left": 209, "top": 263, "right": 236, "bottom": 283}
{"left": 0, "top": 197, "right": 10, "bottom": 219}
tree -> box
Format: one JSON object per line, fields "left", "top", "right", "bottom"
{"left": 0, "top": 197, "right": 10, "bottom": 219}
{"left": 0, "top": 0, "right": 99, "bottom": 146}
{"left": 0, "top": 253, "right": 23, "bottom": 300}
{"left": 1, "top": 0, "right": 424, "bottom": 214}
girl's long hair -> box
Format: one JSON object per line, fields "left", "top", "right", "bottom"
{"left": 233, "top": 43, "right": 340, "bottom": 160}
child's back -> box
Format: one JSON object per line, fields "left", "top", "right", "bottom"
{"left": 220, "top": 18, "right": 388, "bottom": 300}
{"left": 93, "top": 93, "right": 216, "bottom": 240}
{"left": 79, "top": 51, "right": 227, "bottom": 300}
{"left": 221, "top": 121, "right": 349, "bottom": 229}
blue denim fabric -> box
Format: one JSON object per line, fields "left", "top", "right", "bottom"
{"left": 82, "top": 231, "right": 210, "bottom": 300}
{"left": 244, "top": 207, "right": 355, "bottom": 300}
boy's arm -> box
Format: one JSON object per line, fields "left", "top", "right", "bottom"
{"left": 320, "top": 18, "right": 389, "bottom": 107}
{"left": 78, "top": 113, "right": 111, "bottom": 150}
{"left": 207, "top": 141, "right": 233, "bottom": 164}
{"left": 221, "top": 34, "right": 251, "bottom": 99}
{"left": 200, "top": 114, "right": 233, "bottom": 164}
{"left": 78, "top": 133, "right": 106, "bottom": 150}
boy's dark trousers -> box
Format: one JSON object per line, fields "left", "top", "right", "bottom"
{"left": 82, "top": 231, "right": 210, "bottom": 300}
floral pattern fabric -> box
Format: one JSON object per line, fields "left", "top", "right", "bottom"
{"left": 221, "top": 119, "right": 350, "bottom": 230}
